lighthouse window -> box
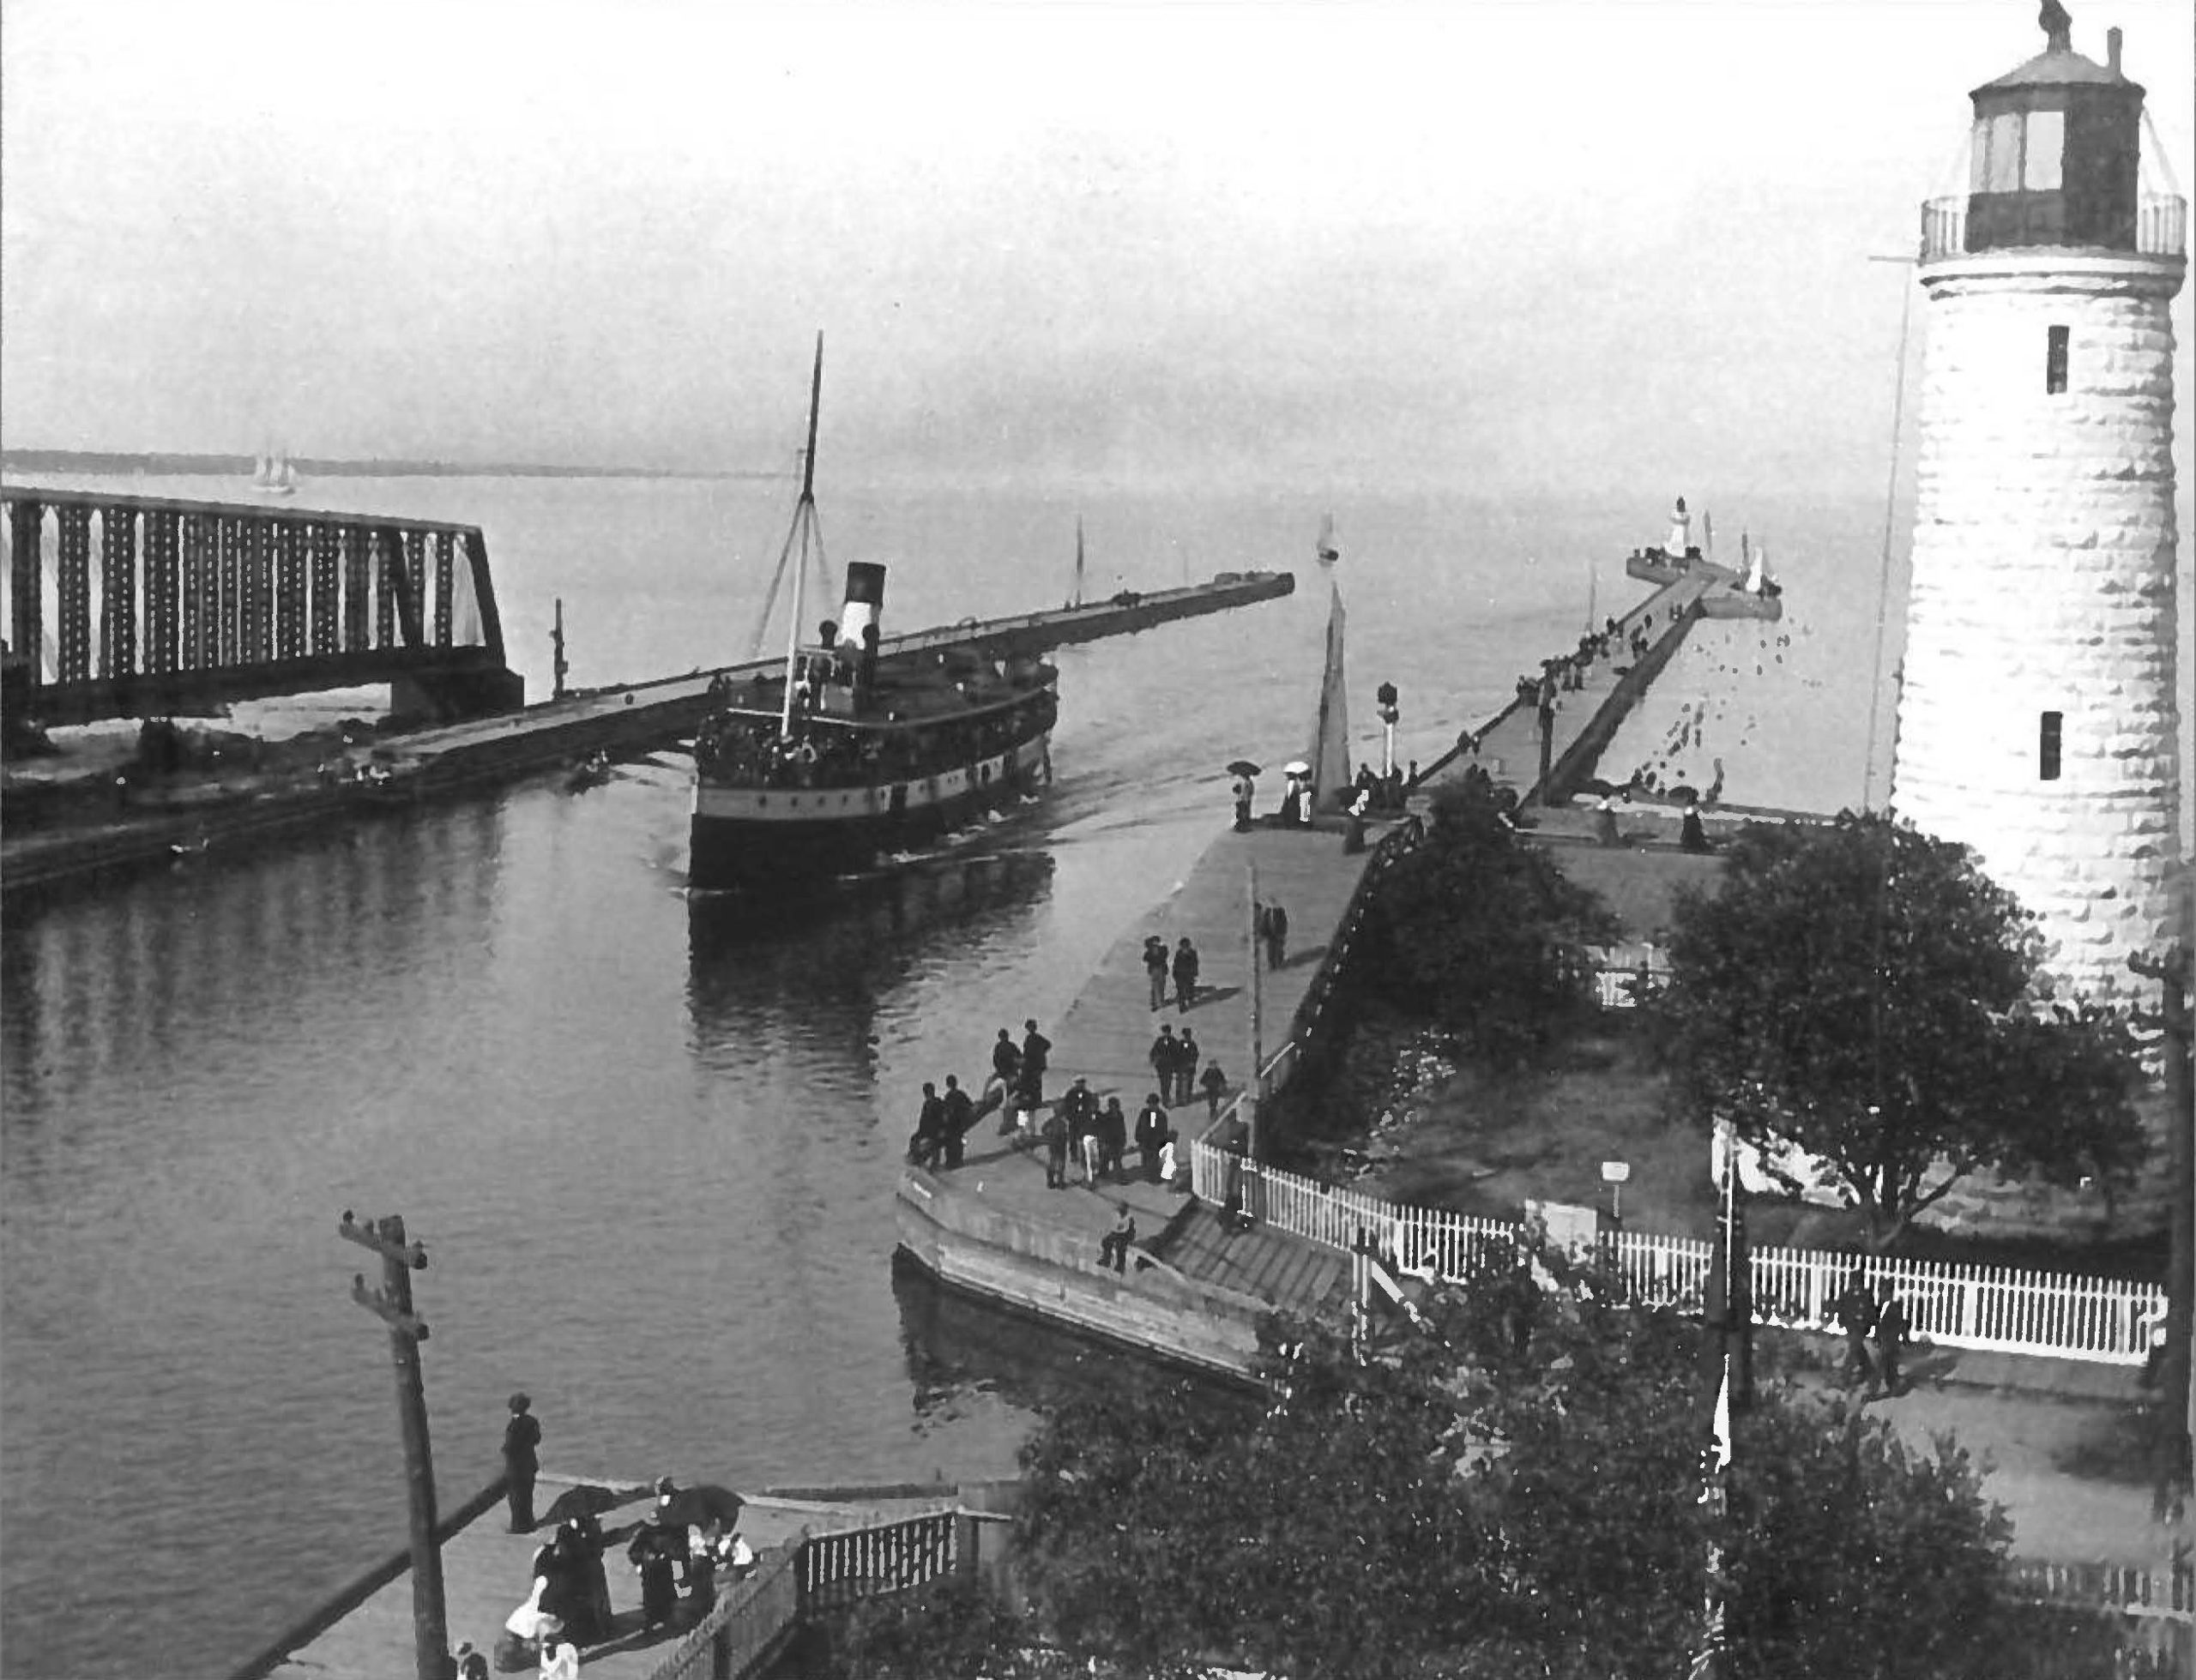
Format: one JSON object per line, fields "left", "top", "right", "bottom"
{"left": 2039, "top": 711, "right": 2063, "bottom": 780}
{"left": 1977, "top": 111, "right": 2023, "bottom": 193}
{"left": 2022, "top": 109, "right": 2064, "bottom": 191}
{"left": 2046, "top": 325, "right": 2070, "bottom": 394}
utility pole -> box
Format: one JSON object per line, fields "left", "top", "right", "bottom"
{"left": 341, "top": 1210, "right": 452, "bottom": 1680}
{"left": 2130, "top": 945, "right": 2193, "bottom": 1521}
{"left": 1244, "top": 860, "right": 1263, "bottom": 1227}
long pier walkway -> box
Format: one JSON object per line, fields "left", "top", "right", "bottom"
{"left": 914, "top": 816, "right": 1410, "bottom": 1326}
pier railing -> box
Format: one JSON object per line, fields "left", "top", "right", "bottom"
{"left": 642, "top": 1508, "right": 975, "bottom": 1680}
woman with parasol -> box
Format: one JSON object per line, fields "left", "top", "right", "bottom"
{"left": 1227, "top": 760, "right": 1259, "bottom": 830}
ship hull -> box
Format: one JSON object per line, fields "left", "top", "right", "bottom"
{"left": 688, "top": 728, "right": 1053, "bottom": 893}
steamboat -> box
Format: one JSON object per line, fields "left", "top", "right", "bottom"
{"left": 687, "top": 340, "right": 1059, "bottom": 893}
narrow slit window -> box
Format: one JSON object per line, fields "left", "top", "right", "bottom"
{"left": 2039, "top": 711, "right": 2062, "bottom": 780}
{"left": 2046, "top": 325, "right": 2070, "bottom": 394}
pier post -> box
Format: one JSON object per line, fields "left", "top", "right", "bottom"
{"left": 552, "top": 599, "right": 569, "bottom": 701}
{"left": 340, "top": 1210, "right": 453, "bottom": 1680}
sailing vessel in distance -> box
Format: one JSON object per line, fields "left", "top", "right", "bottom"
{"left": 687, "top": 338, "right": 1059, "bottom": 894}
{"left": 250, "top": 448, "right": 299, "bottom": 496}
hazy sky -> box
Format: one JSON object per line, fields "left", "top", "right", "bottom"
{"left": 3, "top": 0, "right": 2191, "bottom": 497}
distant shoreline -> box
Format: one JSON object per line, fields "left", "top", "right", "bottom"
{"left": 0, "top": 449, "right": 783, "bottom": 482}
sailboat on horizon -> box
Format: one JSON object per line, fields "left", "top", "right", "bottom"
{"left": 250, "top": 447, "right": 299, "bottom": 496}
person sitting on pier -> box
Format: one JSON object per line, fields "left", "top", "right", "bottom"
{"left": 908, "top": 1082, "right": 948, "bottom": 1171}
{"left": 1099, "top": 1203, "right": 1137, "bottom": 1274}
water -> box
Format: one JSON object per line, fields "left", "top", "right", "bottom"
{"left": 0, "top": 470, "right": 1890, "bottom": 1677}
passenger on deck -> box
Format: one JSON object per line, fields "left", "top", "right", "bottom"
{"left": 1231, "top": 772, "right": 1255, "bottom": 832}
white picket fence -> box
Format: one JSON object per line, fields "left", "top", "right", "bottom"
{"left": 1186, "top": 1140, "right": 2163, "bottom": 1365}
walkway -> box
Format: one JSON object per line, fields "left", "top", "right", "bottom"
{"left": 924, "top": 818, "right": 1398, "bottom": 1322}
{"left": 258, "top": 1475, "right": 953, "bottom": 1680}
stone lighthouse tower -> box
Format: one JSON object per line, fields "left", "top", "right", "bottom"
{"left": 1890, "top": 5, "right": 2185, "bottom": 1218}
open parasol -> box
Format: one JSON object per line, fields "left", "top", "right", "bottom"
{"left": 1282, "top": 759, "right": 1311, "bottom": 778}
{"left": 1227, "top": 759, "right": 1262, "bottom": 779}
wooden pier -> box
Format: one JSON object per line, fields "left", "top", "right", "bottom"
{"left": 891, "top": 562, "right": 1728, "bottom": 1370}
{"left": 245, "top": 1472, "right": 998, "bottom": 1680}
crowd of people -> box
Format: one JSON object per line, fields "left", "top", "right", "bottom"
{"left": 486, "top": 1400, "right": 756, "bottom": 1675}
{"left": 902, "top": 1002, "right": 1240, "bottom": 1203}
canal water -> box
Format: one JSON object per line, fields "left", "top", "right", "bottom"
{"left": 0, "top": 472, "right": 1887, "bottom": 1677}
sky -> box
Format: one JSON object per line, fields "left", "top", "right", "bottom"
{"left": 3, "top": 0, "right": 2191, "bottom": 499}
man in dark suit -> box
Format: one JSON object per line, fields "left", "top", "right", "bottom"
{"left": 1176, "top": 1027, "right": 1201, "bottom": 1106}
{"left": 1136, "top": 1093, "right": 1170, "bottom": 1184}
{"left": 1143, "top": 936, "right": 1171, "bottom": 1009}
{"left": 940, "top": 1075, "right": 975, "bottom": 1168}
{"left": 503, "top": 1393, "right": 542, "bottom": 1532}
{"left": 1020, "top": 1019, "right": 1053, "bottom": 1108}
{"left": 1172, "top": 938, "right": 1201, "bottom": 1012}
{"left": 909, "top": 1081, "right": 947, "bottom": 1169}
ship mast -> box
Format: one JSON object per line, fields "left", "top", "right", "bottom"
{"left": 779, "top": 334, "right": 825, "bottom": 742}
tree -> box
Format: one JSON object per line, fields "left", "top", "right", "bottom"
{"left": 1360, "top": 780, "right": 1616, "bottom": 1067}
{"left": 1010, "top": 1253, "right": 2026, "bottom": 1679}
{"left": 1655, "top": 810, "right": 2147, "bottom": 1243}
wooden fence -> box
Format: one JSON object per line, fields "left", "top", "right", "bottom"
{"left": 642, "top": 1508, "right": 969, "bottom": 1680}
{"left": 1188, "top": 1143, "right": 2163, "bottom": 1365}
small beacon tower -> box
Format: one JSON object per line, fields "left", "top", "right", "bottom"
{"left": 1891, "top": 4, "right": 2186, "bottom": 1219}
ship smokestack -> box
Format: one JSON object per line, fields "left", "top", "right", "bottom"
{"left": 840, "top": 563, "right": 886, "bottom": 654}
{"left": 842, "top": 561, "right": 886, "bottom": 691}
{"left": 2106, "top": 26, "right": 2121, "bottom": 73}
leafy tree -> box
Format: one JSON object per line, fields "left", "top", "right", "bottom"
{"left": 1360, "top": 780, "right": 1616, "bottom": 1067}
{"left": 1010, "top": 1251, "right": 2025, "bottom": 1679}
{"left": 1655, "top": 810, "right": 2146, "bottom": 1242}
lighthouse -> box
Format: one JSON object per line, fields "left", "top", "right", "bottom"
{"left": 1890, "top": 4, "right": 2186, "bottom": 1223}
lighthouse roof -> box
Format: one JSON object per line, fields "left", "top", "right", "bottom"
{"left": 1972, "top": 44, "right": 2133, "bottom": 95}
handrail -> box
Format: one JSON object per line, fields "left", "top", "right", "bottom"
{"left": 643, "top": 1508, "right": 974, "bottom": 1680}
